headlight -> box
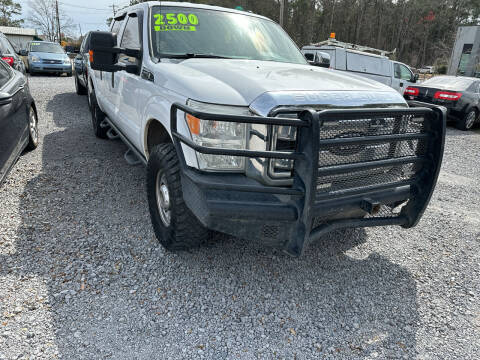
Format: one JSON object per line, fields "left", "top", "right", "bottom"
{"left": 185, "top": 100, "right": 250, "bottom": 171}
{"left": 30, "top": 56, "right": 40, "bottom": 63}
{"left": 64, "top": 58, "right": 71, "bottom": 64}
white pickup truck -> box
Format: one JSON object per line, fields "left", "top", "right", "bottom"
{"left": 86, "top": 1, "right": 445, "bottom": 256}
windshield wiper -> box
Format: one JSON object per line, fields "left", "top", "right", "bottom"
{"left": 160, "top": 53, "right": 232, "bottom": 59}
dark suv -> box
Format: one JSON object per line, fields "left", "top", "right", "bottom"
{"left": 0, "top": 32, "right": 26, "bottom": 74}
{"left": 73, "top": 32, "right": 91, "bottom": 95}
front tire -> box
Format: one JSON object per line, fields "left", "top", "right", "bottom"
{"left": 88, "top": 85, "right": 108, "bottom": 139}
{"left": 75, "top": 75, "right": 87, "bottom": 95}
{"left": 147, "top": 143, "right": 208, "bottom": 251}
{"left": 456, "top": 109, "right": 477, "bottom": 131}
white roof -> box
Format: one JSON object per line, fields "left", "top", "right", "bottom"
{"left": 0, "top": 26, "right": 37, "bottom": 36}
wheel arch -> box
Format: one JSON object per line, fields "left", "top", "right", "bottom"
{"left": 144, "top": 118, "right": 173, "bottom": 159}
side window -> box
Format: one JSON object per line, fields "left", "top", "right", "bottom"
{"left": 395, "top": 63, "right": 412, "bottom": 81}
{"left": 119, "top": 15, "right": 140, "bottom": 64}
{"left": 111, "top": 18, "right": 125, "bottom": 46}
{"left": 0, "top": 61, "right": 12, "bottom": 89}
{"left": 120, "top": 16, "right": 140, "bottom": 50}
{"left": 79, "top": 36, "right": 86, "bottom": 53}
{"left": 304, "top": 52, "right": 314, "bottom": 61}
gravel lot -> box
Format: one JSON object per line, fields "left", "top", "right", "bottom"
{"left": 0, "top": 76, "right": 479, "bottom": 359}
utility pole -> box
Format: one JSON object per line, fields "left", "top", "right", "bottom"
{"left": 279, "top": 0, "right": 284, "bottom": 28}
{"left": 111, "top": 3, "right": 116, "bottom": 16}
{"left": 55, "top": 0, "right": 61, "bottom": 43}
{"left": 78, "top": 24, "right": 83, "bottom": 39}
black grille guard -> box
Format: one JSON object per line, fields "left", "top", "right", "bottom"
{"left": 170, "top": 101, "right": 446, "bottom": 256}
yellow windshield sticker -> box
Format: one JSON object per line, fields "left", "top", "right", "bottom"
{"left": 31, "top": 42, "right": 40, "bottom": 45}
{"left": 154, "top": 13, "right": 199, "bottom": 31}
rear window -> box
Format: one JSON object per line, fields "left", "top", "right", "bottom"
{"left": 0, "top": 36, "right": 15, "bottom": 55}
{"left": 422, "top": 77, "right": 474, "bottom": 90}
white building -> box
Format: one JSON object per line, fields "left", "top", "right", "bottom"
{"left": 0, "top": 26, "right": 39, "bottom": 50}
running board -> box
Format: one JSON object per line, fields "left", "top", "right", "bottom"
{"left": 106, "top": 128, "right": 119, "bottom": 140}
{"left": 103, "top": 116, "right": 147, "bottom": 166}
{"left": 99, "top": 120, "right": 110, "bottom": 129}
{"left": 124, "top": 149, "right": 141, "bottom": 166}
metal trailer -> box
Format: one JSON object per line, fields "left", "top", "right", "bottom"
{"left": 447, "top": 25, "right": 480, "bottom": 78}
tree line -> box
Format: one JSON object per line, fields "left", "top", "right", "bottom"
{"left": 169, "top": 0, "right": 480, "bottom": 67}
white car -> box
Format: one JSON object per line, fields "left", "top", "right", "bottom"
{"left": 87, "top": 1, "right": 445, "bottom": 256}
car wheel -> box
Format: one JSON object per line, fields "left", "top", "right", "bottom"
{"left": 75, "top": 75, "right": 87, "bottom": 95}
{"left": 88, "top": 86, "right": 108, "bottom": 139}
{"left": 26, "top": 106, "right": 39, "bottom": 151}
{"left": 457, "top": 109, "right": 477, "bottom": 131}
{"left": 147, "top": 143, "right": 208, "bottom": 251}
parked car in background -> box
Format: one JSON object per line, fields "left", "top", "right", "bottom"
{"left": 0, "top": 60, "right": 38, "bottom": 186}
{"left": 73, "top": 32, "right": 90, "bottom": 95}
{"left": 302, "top": 39, "right": 418, "bottom": 94}
{"left": 0, "top": 32, "right": 26, "bottom": 74}
{"left": 404, "top": 76, "right": 480, "bottom": 130}
{"left": 418, "top": 66, "right": 435, "bottom": 74}
{"left": 20, "top": 41, "right": 72, "bottom": 77}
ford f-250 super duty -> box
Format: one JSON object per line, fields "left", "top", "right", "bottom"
{"left": 85, "top": 1, "right": 445, "bottom": 256}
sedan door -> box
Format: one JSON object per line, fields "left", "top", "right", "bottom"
{"left": 0, "top": 62, "right": 29, "bottom": 184}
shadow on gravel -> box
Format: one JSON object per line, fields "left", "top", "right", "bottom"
{"left": 2, "top": 86, "right": 419, "bottom": 359}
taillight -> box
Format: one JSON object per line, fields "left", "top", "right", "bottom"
{"left": 1, "top": 56, "right": 14, "bottom": 66}
{"left": 433, "top": 91, "right": 462, "bottom": 101}
{"left": 404, "top": 86, "right": 419, "bottom": 96}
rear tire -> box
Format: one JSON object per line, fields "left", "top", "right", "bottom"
{"left": 26, "top": 106, "right": 39, "bottom": 151}
{"left": 88, "top": 85, "right": 108, "bottom": 139}
{"left": 147, "top": 143, "right": 208, "bottom": 251}
{"left": 75, "top": 76, "right": 87, "bottom": 95}
{"left": 456, "top": 109, "right": 477, "bottom": 131}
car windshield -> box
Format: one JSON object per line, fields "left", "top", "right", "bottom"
{"left": 422, "top": 76, "right": 474, "bottom": 90}
{"left": 150, "top": 6, "right": 307, "bottom": 64}
{"left": 30, "top": 42, "right": 65, "bottom": 54}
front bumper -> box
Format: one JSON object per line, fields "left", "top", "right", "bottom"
{"left": 29, "top": 62, "right": 72, "bottom": 73}
{"left": 171, "top": 101, "right": 446, "bottom": 256}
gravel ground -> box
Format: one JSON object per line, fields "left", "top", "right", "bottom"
{"left": 0, "top": 75, "right": 479, "bottom": 359}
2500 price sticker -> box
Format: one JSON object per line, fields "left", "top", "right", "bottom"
{"left": 153, "top": 13, "right": 199, "bottom": 31}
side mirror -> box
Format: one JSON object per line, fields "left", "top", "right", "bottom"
{"left": 315, "top": 52, "right": 331, "bottom": 68}
{"left": 18, "top": 49, "right": 28, "bottom": 56}
{"left": 89, "top": 31, "right": 140, "bottom": 73}
{"left": 412, "top": 73, "right": 419, "bottom": 83}
{"left": 307, "top": 52, "right": 331, "bottom": 68}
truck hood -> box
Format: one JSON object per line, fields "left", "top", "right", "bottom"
{"left": 155, "top": 59, "right": 404, "bottom": 107}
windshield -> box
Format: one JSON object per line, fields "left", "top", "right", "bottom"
{"left": 29, "top": 42, "right": 65, "bottom": 54}
{"left": 422, "top": 76, "right": 474, "bottom": 90}
{"left": 150, "top": 6, "right": 307, "bottom": 64}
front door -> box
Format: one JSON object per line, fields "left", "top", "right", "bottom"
{"left": 393, "top": 62, "right": 415, "bottom": 94}
{"left": 0, "top": 63, "right": 28, "bottom": 183}
{"left": 115, "top": 12, "right": 143, "bottom": 150}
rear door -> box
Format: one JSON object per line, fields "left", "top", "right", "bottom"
{"left": 0, "top": 62, "right": 28, "bottom": 184}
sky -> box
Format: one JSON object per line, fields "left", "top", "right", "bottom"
{"left": 16, "top": 0, "right": 131, "bottom": 37}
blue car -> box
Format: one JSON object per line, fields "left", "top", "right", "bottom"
{"left": 23, "top": 41, "right": 72, "bottom": 76}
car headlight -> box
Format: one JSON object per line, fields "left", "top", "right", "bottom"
{"left": 64, "top": 58, "right": 71, "bottom": 64}
{"left": 185, "top": 100, "right": 250, "bottom": 171}
{"left": 30, "top": 56, "right": 40, "bottom": 63}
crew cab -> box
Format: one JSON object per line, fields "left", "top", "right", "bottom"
{"left": 86, "top": 1, "right": 445, "bottom": 256}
